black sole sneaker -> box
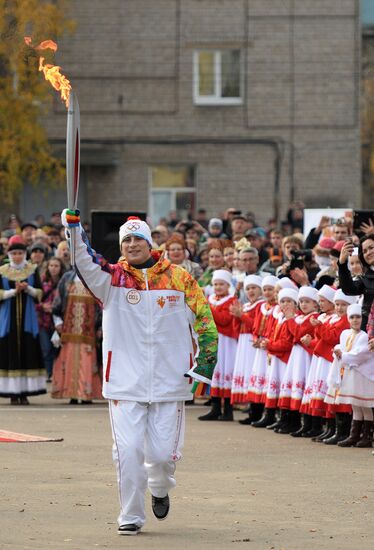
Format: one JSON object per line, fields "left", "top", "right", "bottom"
{"left": 152, "top": 494, "right": 170, "bottom": 521}
{"left": 118, "top": 524, "right": 141, "bottom": 535}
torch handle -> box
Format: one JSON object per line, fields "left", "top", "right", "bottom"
{"left": 66, "top": 91, "right": 80, "bottom": 267}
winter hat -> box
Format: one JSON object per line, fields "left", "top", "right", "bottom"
{"left": 278, "top": 288, "right": 299, "bottom": 303}
{"left": 119, "top": 216, "right": 152, "bottom": 247}
{"left": 208, "top": 218, "right": 223, "bottom": 230}
{"left": 29, "top": 242, "right": 47, "bottom": 254}
{"left": 244, "top": 274, "right": 262, "bottom": 289}
{"left": 318, "top": 237, "right": 336, "bottom": 250}
{"left": 212, "top": 269, "right": 232, "bottom": 286}
{"left": 298, "top": 286, "right": 319, "bottom": 302}
{"left": 333, "top": 289, "right": 357, "bottom": 305}
{"left": 277, "top": 277, "right": 298, "bottom": 290}
{"left": 7, "top": 235, "right": 26, "bottom": 252}
{"left": 330, "top": 240, "right": 345, "bottom": 258}
{"left": 347, "top": 303, "right": 362, "bottom": 318}
{"left": 261, "top": 275, "right": 279, "bottom": 288}
{"left": 318, "top": 284, "right": 336, "bottom": 303}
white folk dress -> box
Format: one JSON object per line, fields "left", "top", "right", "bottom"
{"left": 231, "top": 300, "right": 263, "bottom": 404}
{"left": 279, "top": 313, "right": 317, "bottom": 411}
{"left": 326, "top": 329, "right": 374, "bottom": 408}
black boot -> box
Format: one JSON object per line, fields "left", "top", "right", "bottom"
{"left": 218, "top": 398, "right": 234, "bottom": 421}
{"left": 324, "top": 413, "right": 350, "bottom": 445}
{"left": 251, "top": 403, "right": 265, "bottom": 423}
{"left": 198, "top": 397, "right": 221, "bottom": 421}
{"left": 251, "top": 407, "right": 276, "bottom": 428}
{"left": 290, "top": 414, "right": 312, "bottom": 437}
{"left": 313, "top": 418, "right": 335, "bottom": 442}
{"left": 239, "top": 403, "right": 256, "bottom": 425}
{"left": 268, "top": 409, "right": 291, "bottom": 433}
{"left": 355, "top": 420, "right": 374, "bottom": 448}
{"left": 301, "top": 415, "right": 323, "bottom": 438}
{"left": 277, "top": 411, "right": 301, "bottom": 434}
{"left": 338, "top": 419, "right": 363, "bottom": 447}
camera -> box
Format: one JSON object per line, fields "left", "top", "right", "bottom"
{"left": 287, "top": 249, "right": 313, "bottom": 273}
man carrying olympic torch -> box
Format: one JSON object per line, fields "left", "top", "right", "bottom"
{"left": 25, "top": 36, "right": 217, "bottom": 534}
{"left": 62, "top": 208, "right": 218, "bottom": 535}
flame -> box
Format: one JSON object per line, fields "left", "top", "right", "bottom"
{"left": 24, "top": 36, "right": 71, "bottom": 107}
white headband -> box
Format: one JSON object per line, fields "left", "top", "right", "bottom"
{"left": 318, "top": 285, "right": 336, "bottom": 303}
{"left": 298, "top": 286, "right": 319, "bottom": 302}
{"left": 244, "top": 274, "right": 262, "bottom": 289}
{"left": 212, "top": 269, "right": 232, "bottom": 286}
{"left": 277, "top": 277, "right": 298, "bottom": 290}
{"left": 262, "top": 275, "right": 279, "bottom": 289}
{"left": 278, "top": 288, "right": 299, "bottom": 303}
{"left": 347, "top": 303, "right": 362, "bottom": 317}
{"left": 333, "top": 289, "right": 358, "bottom": 305}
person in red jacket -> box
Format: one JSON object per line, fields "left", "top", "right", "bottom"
{"left": 309, "top": 289, "right": 356, "bottom": 444}
{"left": 199, "top": 269, "right": 238, "bottom": 421}
{"left": 253, "top": 288, "right": 299, "bottom": 429}
{"left": 299, "top": 285, "right": 336, "bottom": 437}
{"left": 246, "top": 275, "right": 279, "bottom": 425}
{"left": 277, "top": 286, "right": 320, "bottom": 437}
{"left": 230, "top": 275, "right": 263, "bottom": 408}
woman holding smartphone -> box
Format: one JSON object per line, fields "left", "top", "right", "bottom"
{"left": 338, "top": 234, "right": 374, "bottom": 329}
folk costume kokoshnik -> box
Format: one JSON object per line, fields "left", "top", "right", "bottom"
{"left": 51, "top": 270, "right": 103, "bottom": 403}
{"left": 0, "top": 236, "right": 46, "bottom": 404}
{"left": 231, "top": 275, "right": 263, "bottom": 405}
{"left": 62, "top": 210, "right": 217, "bottom": 534}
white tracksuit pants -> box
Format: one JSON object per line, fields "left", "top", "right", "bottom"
{"left": 108, "top": 400, "right": 185, "bottom": 527}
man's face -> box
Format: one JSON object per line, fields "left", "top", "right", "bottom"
{"left": 231, "top": 219, "right": 247, "bottom": 235}
{"left": 248, "top": 235, "right": 262, "bottom": 250}
{"left": 152, "top": 232, "right": 163, "bottom": 246}
{"left": 30, "top": 250, "right": 45, "bottom": 266}
{"left": 239, "top": 252, "right": 258, "bottom": 274}
{"left": 209, "top": 225, "right": 222, "bottom": 236}
{"left": 121, "top": 236, "right": 151, "bottom": 265}
{"left": 333, "top": 224, "right": 349, "bottom": 241}
{"left": 21, "top": 227, "right": 35, "bottom": 245}
{"left": 283, "top": 242, "right": 300, "bottom": 259}
{"left": 186, "top": 228, "right": 199, "bottom": 241}
{"left": 270, "top": 233, "right": 282, "bottom": 249}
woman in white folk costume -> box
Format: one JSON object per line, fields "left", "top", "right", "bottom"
{"left": 246, "top": 275, "right": 279, "bottom": 426}
{"left": 0, "top": 235, "right": 46, "bottom": 405}
{"left": 256, "top": 287, "right": 299, "bottom": 432}
{"left": 325, "top": 303, "right": 374, "bottom": 448}
{"left": 308, "top": 289, "right": 354, "bottom": 445}
{"left": 61, "top": 210, "right": 218, "bottom": 535}
{"left": 277, "top": 286, "right": 320, "bottom": 436}
{"left": 299, "top": 285, "right": 337, "bottom": 438}
{"left": 230, "top": 275, "right": 263, "bottom": 408}
{"left": 199, "top": 269, "right": 238, "bottom": 421}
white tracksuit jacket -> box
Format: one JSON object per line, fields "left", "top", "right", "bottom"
{"left": 73, "top": 231, "right": 218, "bottom": 402}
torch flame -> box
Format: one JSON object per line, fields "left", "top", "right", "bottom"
{"left": 24, "top": 36, "right": 71, "bottom": 108}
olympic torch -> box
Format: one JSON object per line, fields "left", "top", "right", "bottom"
{"left": 24, "top": 37, "right": 80, "bottom": 266}
{"left": 66, "top": 91, "right": 80, "bottom": 266}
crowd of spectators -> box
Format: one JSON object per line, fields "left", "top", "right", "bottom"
{"left": 1, "top": 201, "right": 373, "bottom": 405}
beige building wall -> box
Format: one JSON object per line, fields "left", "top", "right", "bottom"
{"left": 37, "top": 0, "right": 361, "bottom": 226}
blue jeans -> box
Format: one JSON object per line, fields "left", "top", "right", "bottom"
{"left": 39, "top": 328, "right": 57, "bottom": 378}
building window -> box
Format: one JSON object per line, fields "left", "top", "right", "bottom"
{"left": 193, "top": 49, "right": 242, "bottom": 105}
{"left": 149, "top": 165, "right": 196, "bottom": 225}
